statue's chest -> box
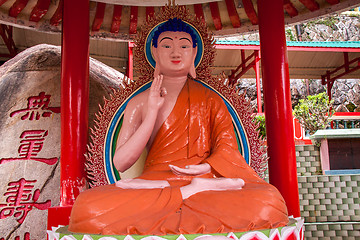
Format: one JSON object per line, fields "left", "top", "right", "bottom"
{"left": 148, "top": 95, "right": 179, "bottom": 146}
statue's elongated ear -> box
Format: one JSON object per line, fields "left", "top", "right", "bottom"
{"left": 152, "top": 46, "right": 161, "bottom": 78}
{"left": 189, "top": 46, "right": 197, "bottom": 79}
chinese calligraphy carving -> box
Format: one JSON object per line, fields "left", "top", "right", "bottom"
{"left": 0, "top": 47, "right": 66, "bottom": 240}
{"left": 10, "top": 92, "right": 60, "bottom": 120}
{"left": 0, "top": 130, "right": 58, "bottom": 165}
{"left": 0, "top": 178, "right": 51, "bottom": 224}
{"left": 0, "top": 232, "right": 30, "bottom": 240}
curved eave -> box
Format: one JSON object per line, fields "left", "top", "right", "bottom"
{"left": 213, "top": 41, "right": 360, "bottom": 80}
{"left": 0, "top": 0, "right": 359, "bottom": 40}
{"left": 215, "top": 40, "right": 360, "bottom": 52}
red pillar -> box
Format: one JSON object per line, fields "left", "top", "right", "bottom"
{"left": 127, "top": 41, "right": 134, "bottom": 79}
{"left": 258, "top": 0, "right": 300, "bottom": 217}
{"left": 60, "top": 0, "right": 89, "bottom": 206}
{"left": 254, "top": 51, "right": 262, "bottom": 113}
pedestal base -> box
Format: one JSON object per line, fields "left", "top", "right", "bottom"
{"left": 47, "top": 217, "right": 304, "bottom": 240}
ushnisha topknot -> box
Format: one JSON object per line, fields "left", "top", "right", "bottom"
{"left": 152, "top": 18, "right": 197, "bottom": 48}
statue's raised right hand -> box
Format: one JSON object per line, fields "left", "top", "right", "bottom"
{"left": 147, "top": 74, "right": 167, "bottom": 112}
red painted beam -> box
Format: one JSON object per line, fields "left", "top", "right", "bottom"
{"left": 322, "top": 55, "right": 360, "bottom": 83}
{"left": 241, "top": 49, "right": 246, "bottom": 69}
{"left": 242, "top": 0, "right": 258, "bottom": 25}
{"left": 258, "top": 0, "right": 300, "bottom": 218}
{"left": 110, "top": 5, "right": 122, "bottom": 34}
{"left": 344, "top": 52, "right": 349, "bottom": 71}
{"left": 146, "top": 6, "right": 154, "bottom": 21}
{"left": 225, "top": 0, "right": 241, "bottom": 28}
{"left": 0, "top": 24, "right": 17, "bottom": 57}
{"left": 230, "top": 50, "right": 255, "bottom": 77}
{"left": 29, "top": 0, "right": 50, "bottom": 22}
{"left": 325, "top": 0, "right": 340, "bottom": 5}
{"left": 60, "top": 0, "right": 89, "bottom": 206}
{"left": 299, "top": 0, "right": 320, "bottom": 11}
{"left": 129, "top": 6, "right": 138, "bottom": 34}
{"left": 326, "top": 64, "right": 360, "bottom": 82}
{"left": 194, "top": 4, "right": 205, "bottom": 23}
{"left": 9, "top": 0, "right": 29, "bottom": 18}
{"left": 209, "top": 2, "right": 222, "bottom": 30}
{"left": 92, "top": 2, "right": 106, "bottom": 32}
{"left": 229, "top": 50, "right": 259, "bottom": 85}
{"left": 283, "top": 0, "right": 298, "bottom": 17}
{"left": 232, "top": 60, "right": 255, "bottom": 83}
{"left": 50, "top": 0, "right": 63, "bottom": 26}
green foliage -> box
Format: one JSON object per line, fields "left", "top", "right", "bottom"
{"left": 346, "top": 102, "right": 356, "bottom": 112}
{"left": 293, "top": 92, "right": 334, "bottom": 135}
{"left": 305, "top": 16, "right": 338, "bottom": 29}
{"left": 253, "top": 115, "right": 266, "bottom": 140}
{"left": 285, "top": 29, "right": 296, "bottom": 41}
{"left": 314, "top": 18, "right": 338, "bottom": 29}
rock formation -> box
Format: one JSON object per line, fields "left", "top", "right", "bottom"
{"left": 237, "top": 78, "right": 359, "bottom": 112}
{"left": 0, "top": 44, "right": 124, "bottom": 240}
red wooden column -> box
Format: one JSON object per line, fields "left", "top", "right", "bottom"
{"left": 127, "top": 41, "right": 134, "bottom": 79}
{"left": 254, "top": 51, "right": 262, "bottom": 113}
{"left": 48, "top": 0, "right": 89, "bottom": 229}
{"left": 60, "top": 0, "right": 89, "bottom": 206}
{"left": 258, "top": 0, "right": 300, "bottom": 217}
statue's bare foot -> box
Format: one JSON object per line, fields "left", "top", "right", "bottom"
{"left": 115, "top": 179, "right": 170, "bottom": 189}
{"left": 180, "top": 178, "right": 245, "bottom": 199}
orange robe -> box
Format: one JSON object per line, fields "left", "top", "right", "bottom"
{"left": 68, "top": 80, "right": 288, "bottom": 235}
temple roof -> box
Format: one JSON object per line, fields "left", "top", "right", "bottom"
{"left": 0, "top": 0, "right": 359, "bottom": 40}
{"left": 213, "top": 40, "right": 360, "bottom": 79}
{"left": 0, "top": 0, "right": 359, "bottom": 80}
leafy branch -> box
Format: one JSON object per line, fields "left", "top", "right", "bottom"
{"left": 293, "top": 92, "right": 334, "bottom": 135}
{"left": 253, "top": 114, "right": 266, "bottom": 140}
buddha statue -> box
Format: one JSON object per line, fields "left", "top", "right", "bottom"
{"left": 68, "top": 12, "right": 288, "bottom": 236}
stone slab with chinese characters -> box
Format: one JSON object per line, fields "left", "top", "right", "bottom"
{"left": 0, "top": 44, "right": 124, "bottom": 240}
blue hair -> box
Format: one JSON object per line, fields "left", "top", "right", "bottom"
{"left": 152, "top": 18, "right": 197, "bottom": 48}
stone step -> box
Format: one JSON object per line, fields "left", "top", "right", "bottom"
{"left": 270, "top": 145, "right": 360, "bottom": 238}
{"left": 298, "top": 174, "right": 360, "bottom": 223}
{"left": 304, "top": 222, "right": 360, "bottom": 239}
{"left": 295, "top": 144, "right": 322, "bottom": 176}
{"left": 264, "top": 144, "right": 322, "bottom": 177}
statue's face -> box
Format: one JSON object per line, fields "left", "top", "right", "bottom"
{"left": 153, "top": 31, "right": 197, "bottom": 77}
